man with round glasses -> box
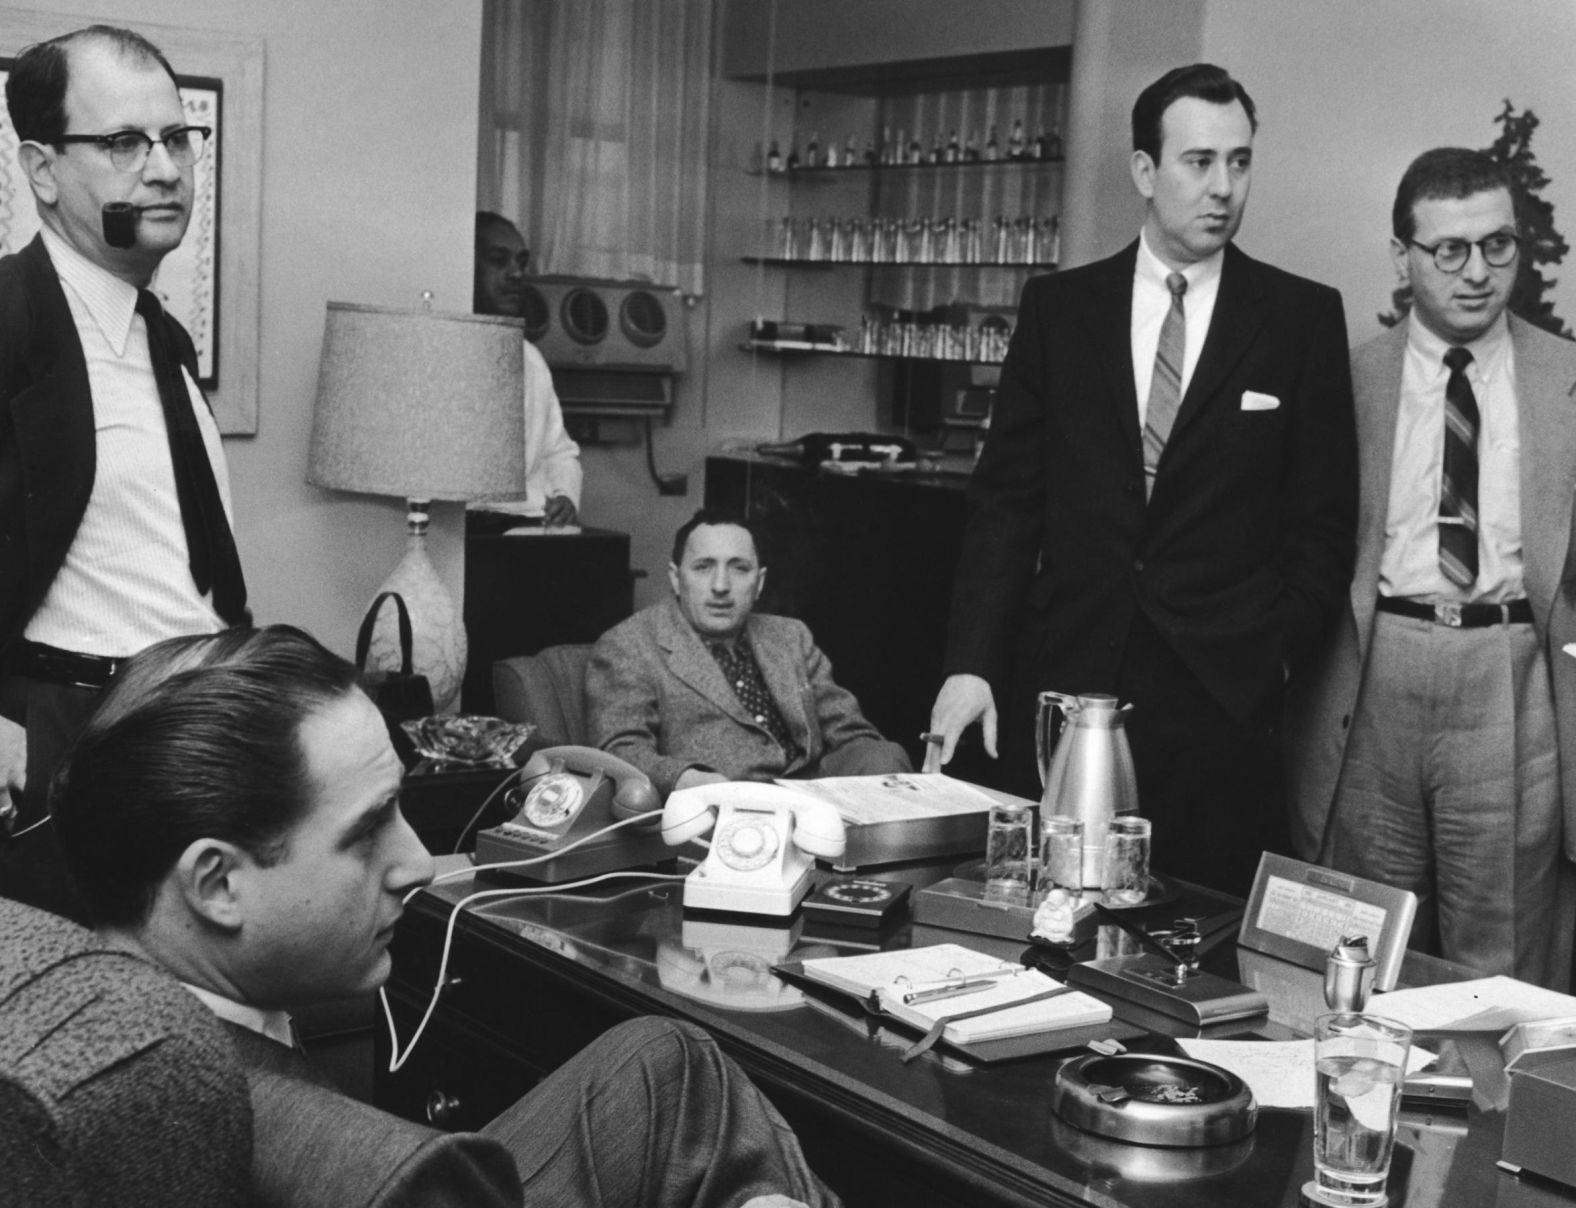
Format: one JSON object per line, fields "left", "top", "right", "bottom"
{"left": 0, "top": 25, "right": 246, "bottom": 920}
{"left": 1288, "top": 147, "right": 1576, "bottom": 988}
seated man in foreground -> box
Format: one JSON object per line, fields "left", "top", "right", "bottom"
{"left": 588, "top": 509, "right": 911, "bottom": 795}
{"left": 49, "top": 624, "right": 837, "bottom": 1208}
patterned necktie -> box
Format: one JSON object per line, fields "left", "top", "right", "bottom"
{"left": 1142, "top": 271, "right": 1188, "bottom": 499}
{"left": 136, "top": 290, "right": 249, "bottom": 625}
{"left": 1439, "top": 346, "right": 1480, "bottom": 588}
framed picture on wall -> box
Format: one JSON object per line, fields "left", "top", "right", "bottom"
{"left": 0, "top": 11, "right": 263, "bottom": 434}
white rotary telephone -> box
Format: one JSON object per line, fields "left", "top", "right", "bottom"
{"left": 661, "top": 782, "right": 847, "bottom": 916}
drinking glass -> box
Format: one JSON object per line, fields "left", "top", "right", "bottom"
{"left": 984, "top": 802, "right": 1032, "bottom": 891}
{"left": 1310, "top": 1012, "right": 1412, "bottom": 1207}
{"left": 1038, "top": 816, "right": 1085, "bottom": 901}
{"left": 1101, "top": 816, "right": 1150, "bottom": 905}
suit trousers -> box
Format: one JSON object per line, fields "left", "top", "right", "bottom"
{"left": 1328, "top": 610, "right": 1574, "bottom": 989}
{"left": 487, "top": 1016, "right": 839, "bottom": 1207}
{"left": 0, "top": 675, "right": 96, "bottom": 923}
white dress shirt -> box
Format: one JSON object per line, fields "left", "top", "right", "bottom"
{"left": 474, "top": 339, "right": 583, "bottom": 517}
{"left": 1131, "top": 228, "right": 1225, "bottom": 426}
{"left": 1379, "top": 310, "right": 1522, "bottom": 604}
{"left": 25, "top": 228, "right": 231, "bottom": 656}
{"left": 183, "top": 982, "right": 295, "bottom": 1049}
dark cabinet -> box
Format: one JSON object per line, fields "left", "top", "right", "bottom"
{"left": 704, "top": 452, "right": 1004, "bottom": 789}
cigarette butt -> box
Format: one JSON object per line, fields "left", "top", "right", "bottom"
{"left": 919, "top": 731, "right": 944, "bottom": 745}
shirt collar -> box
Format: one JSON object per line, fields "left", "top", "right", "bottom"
{"left": 1405, "top": 308, "right": 1511, "bottom": 382}
{"left": 183, "top": 982, "right": 296, "bottom": 1049}
{"left": 1136, "top": 227, "right": 1224, "bottom": 295}
{"left": 39, "top": 226, "right": 142, "bottom": 357}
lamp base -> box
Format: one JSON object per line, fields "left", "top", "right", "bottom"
{"left": 364, "top": 501, "right": 466, "bottom": 713}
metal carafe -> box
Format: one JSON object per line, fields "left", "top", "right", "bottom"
{"left": 1037, "top": 692, "right": 1140, "bottom": 887}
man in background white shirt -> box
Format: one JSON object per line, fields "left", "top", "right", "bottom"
{"left": 472, "top": 210, "right": 583, "bottom": 527}
{"left": 0, "top": 25, "right": 245, "bottom": 918}
{"left": 1287, "top": 148, "right": 1576, "bottom": 987}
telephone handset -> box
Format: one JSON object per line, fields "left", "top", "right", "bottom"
{"left": 662, "top": 782, "right": 847, "bottom": 916}
{"left": 472, "top": 745, "right": 670, "bottom": 883}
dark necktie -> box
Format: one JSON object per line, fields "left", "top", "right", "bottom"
{"left": 709, "top": 640, "right": 795, "bottom": 753}
{"left": 1439, "top": 346, "right": 1480, "bottom": 589}
{"left": 1142, "top": 271, "right": 1188, "bottom": 499}
{"left": 136, "top": 290, "right": 248, "bottom": 625}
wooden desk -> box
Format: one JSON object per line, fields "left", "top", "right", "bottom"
{"left": 376, "top": 864, "right": 1573, "bottom": 1208}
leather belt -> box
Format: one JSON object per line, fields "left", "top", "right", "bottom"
{"left": 1376, "top": 596, "right": 1532, "bottom": 629}
{"left": 4, "top": 640, "right": 126, "bottom": 689}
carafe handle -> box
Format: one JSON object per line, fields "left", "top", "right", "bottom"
{"left": 1035, "top": 691, "right": 1082, "bottom": 790}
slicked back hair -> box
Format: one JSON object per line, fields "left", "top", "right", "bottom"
{"left": 51, "top": 626, "right": 363, "bottom": 928}
{"left": 6, "top": 25, "right": 179, "bottom": 146}
{"left": 1391, "top": 147, "right": 1517, "bottom": 243}
{"left": 1131, "top": 63, "right": 1257, "bottom": 163}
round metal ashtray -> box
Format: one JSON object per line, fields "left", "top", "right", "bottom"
{"left": 1051, "top": 1052, "right": 1257, "bottom": 1148}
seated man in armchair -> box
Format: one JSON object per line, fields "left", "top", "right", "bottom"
{"left": 49, "top": 623, "right": 838, "bottom": 1208}
{"left": 588, "top": 509, "right": 911, "bottom": 795}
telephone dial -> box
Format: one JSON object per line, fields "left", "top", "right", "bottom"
{"left": 473, "top": 746, "right": 669, "bottom": 883}
{"left": 661, "top": 782, "right": 847, "bottom": 916}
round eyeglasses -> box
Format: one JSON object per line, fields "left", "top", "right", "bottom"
{"left": 1408, "top": 231, "right": 1520, "bottom": 274}
{"left": 54, "top": 125, "right": 211, "bottom": 173}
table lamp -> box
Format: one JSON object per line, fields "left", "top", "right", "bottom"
{"left": 308, "top": 299, "right": 525, "bottom": 712}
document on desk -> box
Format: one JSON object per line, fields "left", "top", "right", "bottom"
{"left": 1178, "top": 1039, "right": 1435, "bottom": 1109}
{"left": 1365, "top": 976, "right": 1576, "bottom": 1033}
{"left": 778, "top": 774, "right": 999, "bottom": 867}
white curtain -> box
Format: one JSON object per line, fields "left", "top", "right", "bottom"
{"left": 478, "top": 0, "right": 714, "bottom": 295}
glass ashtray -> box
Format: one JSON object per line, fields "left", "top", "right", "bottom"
{"left": 400, "top": 715, "right": 534, "bottom": 766}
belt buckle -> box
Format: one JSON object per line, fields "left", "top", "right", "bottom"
{"left": 1433, "top": 601, "right": 1464, "bottom": 628}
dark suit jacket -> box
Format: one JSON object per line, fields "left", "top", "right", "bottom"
{"left": 0, "top": 236, "right": 98, "bottom": 656}
{"left": 224, "top": 1022, "right": 521, "bottom": 1208}
{"left": 587, "top": 598, "right": 911, "bottom": 795}
{"left": 944, "top": 241, "right": 1357, "bottom": 731}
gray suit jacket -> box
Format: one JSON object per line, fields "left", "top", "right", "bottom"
{"left": 1286, "top": 316, "right": 1576, "bottom": 860}
{"left": 587, "top": 598, "right": 910, "bottom": 795}
{"left": 225, "top": 1022, "right": 521, "bottom": 1208}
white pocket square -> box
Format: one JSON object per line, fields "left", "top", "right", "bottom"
{"left": 1241, "top": 391, "right": 1280, "bottom": 411}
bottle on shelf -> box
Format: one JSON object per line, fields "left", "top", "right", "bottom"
{"left": 1050, "top": 214, "right": 1062, "bottom": 265}
{"left": 964, "top": 130, "right": 980, "bottom": 162}
{"left": 883, "top": 126, "right": 898, "bottom": 165}
{"left": 1033, "top": 126, "right": 1048, "bottom": 160}
{"left": 843, "top": 132, "right": 856, "bottom": 167}
{"left": 806, "top": 131, "right": 820, "bottom": 168}
{"left": 1008, "top": 118, "right": 1025, "bottom": 160}
{"left": 1047, "top": 122, "right": 1063, "bottom": 159}
{"left": 930, "top": 134, "right": 944, "bottom": 164}
{"left": 786, "top": 134, "right": 801, "bottom": 172}
{"left": 765, "top": 139, "right": 783, "bottom": 173}
{"left": 908, "top": 130, "right": 923, "bottom": 164}
{"left": 984, "top": 124, "right": 999, "bottom": 162}
{"left": 946, "top": 129, "right": 961, "bottom": 163}
{"left": 864, "top": 136, "right": 877, "bottom": 166}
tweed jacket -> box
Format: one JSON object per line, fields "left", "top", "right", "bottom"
{"left": 1286, "top": 316, "right": 1576, "bottom": 860}
{"left": 587, "top": 597, "right": 910, "bottom": 795}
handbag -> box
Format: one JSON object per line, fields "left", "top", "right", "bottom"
{"left": 355, "top": 592, "right": 434, "bottom": 756}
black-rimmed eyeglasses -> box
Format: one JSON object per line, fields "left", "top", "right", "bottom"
{"left": 53, "top": 125, "right": 211, "bottom": 173}
{"left": 1408, "top": 231, "right": 1520, "bottom": 273}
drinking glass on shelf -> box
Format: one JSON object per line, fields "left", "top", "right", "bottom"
{"left": 1311, "top": 1013, "right": 1412, "bottom": 1208}
{"left": 1101, "top": 816, "right": 1150, "bottom": 905}
{"left": 984, "top": 802, "right": 1032, "bottom": 891}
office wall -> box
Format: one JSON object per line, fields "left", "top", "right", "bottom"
{"left": 5, "top": 0, "right": 481, "bottom": 657}
{"left": 1203, "top": 0, "right": 1576, "bottom": 345}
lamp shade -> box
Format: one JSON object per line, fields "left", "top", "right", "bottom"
{"left": 307, "top": 302, "right": 526, "bottom": 500}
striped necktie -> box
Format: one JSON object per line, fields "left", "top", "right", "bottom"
{"left": 1439, "top": 346, "right": 1480, "bottom": 588}
{"left": 1142, "top": 271, "right": 1188, "bottom": 499}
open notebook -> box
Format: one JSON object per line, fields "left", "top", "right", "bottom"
{"left": 786, "top": 943, "right": 1112, "bottom": 1061}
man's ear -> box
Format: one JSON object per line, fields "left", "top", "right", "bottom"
{"left": 755, "top": 566, "right": 768, "bottom": 598}
{"left": 16, "top": 142, "right": 59, "bottom": 207}
{"left": 173, "top": 839, "right": 247, "bottom": 933}
{"left": 1130, "top": 149, "right": 1156, "bottom": 200}
{"left": 1389, "top": 236, "right": 1412, "bottom": 289}
{"left": 667, "top": 561, "right": 680, "bottom": 597}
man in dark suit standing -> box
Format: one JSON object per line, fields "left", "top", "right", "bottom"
{"left": 926, "top": 64, "right": 1357, "bottom": 897}
{"left": 0, "top": 26, "right": 247, "bottom": 915}
{"left": 51, "top": 624, "right": 837, "bottom": 1208}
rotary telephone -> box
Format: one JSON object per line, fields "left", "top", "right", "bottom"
{"left": 473, "top": 746, "right": 668, "bottom": 883}
{"left": 661, "top": 782, "right": 847, "bottom": 916}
